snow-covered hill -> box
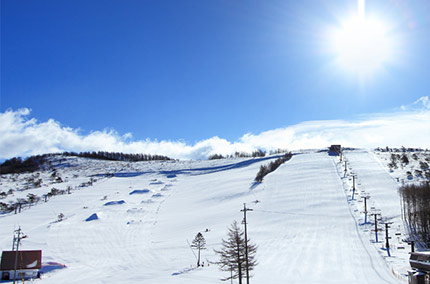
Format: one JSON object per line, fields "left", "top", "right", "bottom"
{"left": 0, "top": 149, "right": 416, "bottom": 283}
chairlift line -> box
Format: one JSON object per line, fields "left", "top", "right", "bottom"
{"left": 186, "top": 239, "right": 198, "bottom": 261}
{"left": 252, "top": 209, "right": 341, "bottom": 218}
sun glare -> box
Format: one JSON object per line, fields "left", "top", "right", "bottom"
{"left": 330, "top": 1, "right": 396, "bottom": 76}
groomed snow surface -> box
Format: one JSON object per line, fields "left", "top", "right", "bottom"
{"left": 0, "top": 150, "right": 409, "bottom": 283}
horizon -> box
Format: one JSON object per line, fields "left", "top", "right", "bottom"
{"left": 1, "top": 101, "right": 430, "bottom": 160}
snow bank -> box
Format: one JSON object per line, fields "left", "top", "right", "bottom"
{"left": 40, "top": 262, "right": 67, "bottom": 274}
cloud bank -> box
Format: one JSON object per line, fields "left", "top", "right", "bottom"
{"left": 1, "top": 100, "right": 430, "bottom": 160}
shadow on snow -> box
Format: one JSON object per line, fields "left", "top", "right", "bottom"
{"left": 112, "top": 155, "right": 285, "bottom": 178}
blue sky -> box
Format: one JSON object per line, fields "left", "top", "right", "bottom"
{"left": 1, "top": 0, "right": 430, "bottom": 159}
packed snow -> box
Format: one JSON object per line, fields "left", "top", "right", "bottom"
{"left": 0, "top": 149, "right": 418, "bottom": 283}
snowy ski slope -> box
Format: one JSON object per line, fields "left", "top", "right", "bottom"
{"left": 0, "top": 150, "right": 409, "bottom": 283}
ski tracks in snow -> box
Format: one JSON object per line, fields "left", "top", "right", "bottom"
{"left": 332, "top": 153, "right": 402, "bottom": 284}
{"left": 252, "top": 151, "right": 401, "bottom": 284}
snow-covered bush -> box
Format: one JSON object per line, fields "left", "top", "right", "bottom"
{"left": 401, "top": 154, "right": 409, "bottom": 165}
{"left": 420, "top": 161, "right": 429, "bottom": 170}
{"left": 27, "top": 193, "right": 40, "bottom": 204}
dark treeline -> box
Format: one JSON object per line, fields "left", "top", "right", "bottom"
{"left": 255, "top": 152, "right": 293, "bottom": 183}
{"left": 62, "top": 151, "right": 172, "bottom": 162}
{"left": 399, "top": 182, "right": 430, "bottom": 249}
{"left": 375, "top": 146, "right": 429, "bottom": 152}
{"left": 208, "top": 149, "right": 289, "bottom": 160}
{"left": 0, "top": 156, "right": 48, "bottom": 175}
{"left": 209, "top": 150, "right": 266, "bottom": 160}
{"left": 1, "top": 151, "right": 172, "bottom": 175}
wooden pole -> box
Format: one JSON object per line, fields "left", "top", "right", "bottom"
{"left": 241, "top": 204, "right": 253, "bottom": 284}
{"left": 13, "top": 227, "right": 22, "bottom": 284}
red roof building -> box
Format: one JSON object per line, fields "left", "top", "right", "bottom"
{"left": 1, "top": 250, "right": 42, "bottom": 280}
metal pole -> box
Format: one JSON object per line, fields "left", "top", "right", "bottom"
{"left": 363, "top": 196, "right": 369, "bottom": 224}
{"left": 352, "top": 175, "right": 356, "bottom": 200}
{"left": 364, "top": 197, "right": 367, "bottom": 223}
{"left": 374, "top": 214, "right": 378, "bottom": 243}
{"left": 353, "top": 176, "right": 355, "bottom": 191}
{"left": 385, "top": 223, "right": 391, "bottom": 257}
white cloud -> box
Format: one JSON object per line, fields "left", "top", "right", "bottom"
{"left": 1, "top": 106, "right": 430, "bottom": 160}
{"left": 401, "top": 96, "right": 430, "bottom": 110}
{"left": 414, "top": 96, "right": 430, "bottom": 109}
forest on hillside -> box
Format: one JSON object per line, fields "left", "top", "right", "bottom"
{"left": 0, "top": 151, "right": 172, "bottom": 175}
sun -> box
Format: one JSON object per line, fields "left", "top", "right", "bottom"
{"left": 329, "top": 1, "right": 396, "bottom": 76}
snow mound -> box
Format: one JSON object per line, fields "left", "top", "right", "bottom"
{"left": 85, "top": 213, "right": 99, "bottom": 222}
{"left": 103, "top": 200, "right": 126, "bottom": 206}
{"left": 114, "top": 172, "right": 144, "bottom": 178}
{"left": 171, "top": 267, "right": 197, "bottom": 276}
{"left": 151, "top": 193, "right": 163, "bottom": 198}
{"left": 129, "top": 189, "right": 150, "bottom": 195}
{"left": 127, "top": 208, "right": 144, "bottom": 214}
{"left": 126, "top": 220, "right": 142, "bottom": 225}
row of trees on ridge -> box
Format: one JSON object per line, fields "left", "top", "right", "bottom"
{"left": 62, "top": 151, "right": 171, "bottom": 162}
{"left": 255, "top": 152, "right": 293, "bottom": 183}
{"left": 0, "top": 156, "right": 48, "bottom": 175}
{"left": 0, "top": 151, "right": 172, "bottom": 175}
{"left": 208, "top": 149, "right": 289, "bottom": 160}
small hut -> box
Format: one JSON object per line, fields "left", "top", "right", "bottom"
{"left": 409, "top": 252, "right": 430, "bottom": 284}
{"left": 1, "top": 250, "right": 42, "bottom": 280}
{"left": 329, "top": 145, "right": 342, "bottom": 155}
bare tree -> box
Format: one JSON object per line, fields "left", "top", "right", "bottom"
{"left": 255, "top": 152, "right": 292, "bottom": 183}
{"left": 191, "top": 232, "right": 206, "bottom": 266}
{"left": 399, "top": 182, "right": 430, "bottom": 248}
{"left": 214, "top": 221, "right": 257, "bottom": 283}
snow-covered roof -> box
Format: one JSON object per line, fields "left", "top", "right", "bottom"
{"left": 0, "top": 250, "right": 42, "bottom": 270}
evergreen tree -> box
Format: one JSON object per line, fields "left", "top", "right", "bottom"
{"left": 191, "top": 232, "right": 206, "bottom": 266}
{"left": 214, "top": 221, "right": 257, "bottom": 283}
